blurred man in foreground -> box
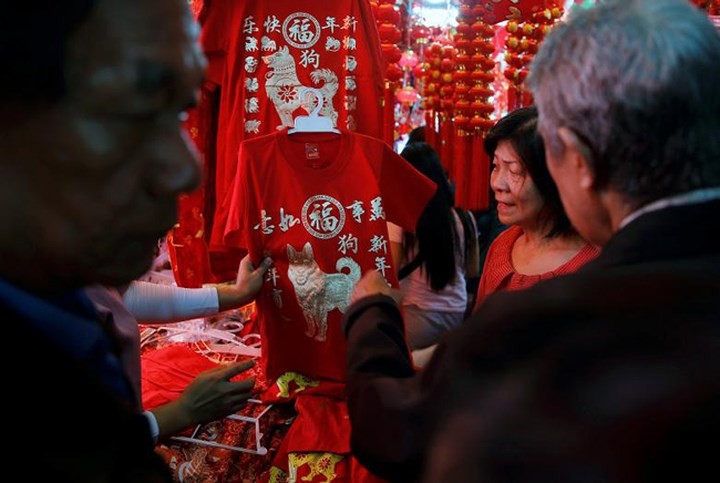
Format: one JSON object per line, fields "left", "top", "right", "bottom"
{"left": 1, "top": 0, "right": 208, "bottom": 479}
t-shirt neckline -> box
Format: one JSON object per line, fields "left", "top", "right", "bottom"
{"left": 275, "top": 129, "right": 351, "bottom": 179}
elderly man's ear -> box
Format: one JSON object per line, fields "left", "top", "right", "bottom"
{"left": 557, "top": 126, "right": 597, "bottom": 190}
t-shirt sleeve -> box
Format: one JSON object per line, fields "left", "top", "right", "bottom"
{"left": 221, "top": 145, "right": 251, "bottom": 250}
{"left": 199, "top": 0, "right": 237, "bottom": 85}
{"left": 380, "top": 144, "right": 436, "bottom": 233}
{"left": 199, "top": 0, "right": 231, "bottom": 55}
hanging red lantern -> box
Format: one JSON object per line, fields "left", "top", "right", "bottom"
{"left": 455, "top": 38, "right": 472, "bottom": 51}
{"left": 376, "top": 3, "right": 400, "bottom": 23}
{"left": 470, "top": 100, "right": 494, "bottom": 115}
{"left": 454, "top": 84, "right": 469, "bottom": 97}
{"left": 469, "top": 115, "right": 494, "bottom": 131}
{"left": 481, "top": 56, "right": 496, "bottom": 71}
{"left": 455, "top": 52, "right": 471, "bottom": 65}
{"left": 472, "top": 38, "right": 495, "bottom": 54}
{"left": 398, "top": 49, "right": 419, "bottom": 70}
{"left": 454, "top": 99, "right": 470, "bottom": 114}
{"left": 453, "top": 70, "right": 470, "bottom": 83}
{"left": 456, "top": 22, "right": 471, "bottom": 36}
{"left": 505, "top": 52, "right": 525, "bottom": 68}
{"left": 454, "top": 114, "right": 470, "bottom": 130}
{"left": 412, "top": 25, "right": 431, "bottom": 43}
{"left": 381, "top": 43, "right": 402, "bottom": 63}
{"left": 468, "top": 85, "right": 492, "bottom": 99}
{"left": 471, "top": 4, "right": 486, "bottom": 18}
{"left": 396, "top": 85, "right": 420, "bottom": 105}
{"left": 378, "top": 23, "right": 402, "bottom": 44}
{"left": 385, "top": 62, "right": 403, "bottom": 82}
{"left": 469, "top": 70, "right": 494, "bottom": 83}
{"left": 470, "top": 21, "right": 487, "bottom": 35}
{"left": 440, "top": 84, "right": 454, "bottom": 97}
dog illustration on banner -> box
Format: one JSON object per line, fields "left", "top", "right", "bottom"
{"left": 287, "top": 242, "right": 360, "bottom": 342}
{"left": 263, "top": 46, "right": 339, "bottom": 130}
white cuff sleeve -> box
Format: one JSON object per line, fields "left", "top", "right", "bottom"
{"left": 123, "top": 281, "right": 219, "bottom": 322}
{"left": 143, "top": 410, "right": 159, "bottom": 444}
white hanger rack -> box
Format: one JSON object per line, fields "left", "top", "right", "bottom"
{"left": 171, "top": 399, "right": 273, "bottom": 455}
{"left": 287, "top": 87, "right": 340, "bottom": 134}
{"left": 140, "top": 320, "right": 261, "bottom": 359}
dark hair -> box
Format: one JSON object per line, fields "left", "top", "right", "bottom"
{"left": 0, "top": 1, "right": 97, "bottom": 105}
{"left": 407, "top": 126, "right": 426, "bottom": 145}
{"left": 400, "top": 142, "right": 458, "bottom": 291}
{"left": 484, "top": 106, "right": 574, "bottom": 238}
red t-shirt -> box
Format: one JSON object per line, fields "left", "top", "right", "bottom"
{"left": 221, "top": 130, "right": 436, "bottom": 383}
{"left": 201, "top": 0, "right": 385, "bottom": 260}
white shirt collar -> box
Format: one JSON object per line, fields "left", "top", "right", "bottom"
{"left": 620, "top": 187, "right": 720, "bottom": 229}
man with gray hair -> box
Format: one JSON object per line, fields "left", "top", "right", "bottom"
{"left": 341, "top": 0, "right": 720, "bottom": 481}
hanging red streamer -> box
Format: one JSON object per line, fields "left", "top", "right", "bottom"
{"left": 383, "top": 82, "right": 396, "bottom": 145}
{"left": 452, "top": 131, "right": 469, "bottom": 208}
{"left": 439, "top": 115, "right": 454, "bottom": 177}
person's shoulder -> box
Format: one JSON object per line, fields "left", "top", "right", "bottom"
{"left": 491, "top": 225, "right": 521, "bottom": 247}
{"left": 238, "top": 131, "right": 285, "bottom": 172}
{"left": 483, "top": 225, "right": 520, "bottom": 265}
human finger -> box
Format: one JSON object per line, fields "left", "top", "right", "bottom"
{"left": 218, "top": 359, "right": 255, "bottom": 380}
{"left": 224, "top": 378, "right": 256, "bottom": 395}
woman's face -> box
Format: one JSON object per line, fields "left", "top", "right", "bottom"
{"left": 490, "top": 140, "right": 545, "bottom": 228}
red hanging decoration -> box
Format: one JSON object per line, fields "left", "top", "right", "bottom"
{"left": 503, "top": 4, "right": 563, "bottom": 109}
{"left": 451, "top": 2, "right": 497, "bottom": 210}
{"left": 383, "top": 81, "right": 396, "bottom": 145}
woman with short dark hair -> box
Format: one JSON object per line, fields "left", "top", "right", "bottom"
{"left": 474, "top": 107, "right": 599, "bottom": 311}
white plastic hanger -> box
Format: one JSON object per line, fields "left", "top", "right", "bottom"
{"left": 287, "top": 87, "right": 340, "bottom": 134}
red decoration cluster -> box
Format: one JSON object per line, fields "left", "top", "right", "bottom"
{"left": 443, "top": 1, "right": 498, "bottom": 210}
{"left": 372, "top": 0, "right": 403, "bottom": 74}
{"left": 454, "top": 15, "right": 496, "bottom": 133}
{"left": 370, "top": 0, "right": 404, "bottom": 144}
{"left": 421, "top": 41, "right": 456, "bottom": 113}
{"left": 690, "top": 0, "right": 720, "bottom": 13}
{"left": 503, "top": 4, "right": 563, "bottom": 110}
